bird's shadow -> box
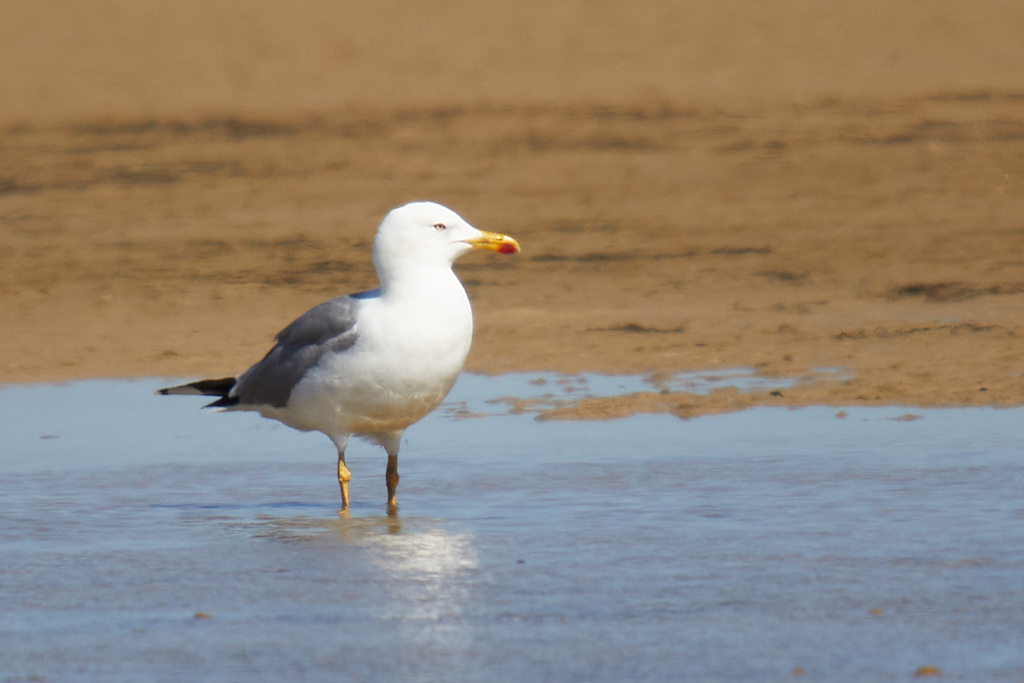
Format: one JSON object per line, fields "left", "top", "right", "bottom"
{"left": 152, "top": 500, "right": 421, "bottom": 538}
{"left": 151, "top": 501, "right": 334, "bottom": 511}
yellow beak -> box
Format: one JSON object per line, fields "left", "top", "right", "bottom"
{"left": 464, "top": 231, "right": 520, "bottom": 255}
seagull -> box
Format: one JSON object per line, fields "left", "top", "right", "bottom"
{"left": 159, "top": 201, "right": 519, "bottom": 510}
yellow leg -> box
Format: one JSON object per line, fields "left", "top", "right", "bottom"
{"left": 385, "top": 454, "right": 399, "bottom": 510}
{"left": 337, "top": 450, "right": 351, "bottom": 510}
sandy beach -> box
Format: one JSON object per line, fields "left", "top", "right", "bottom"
{"left": 2, "top": 0, "right": 1023, "bottom": 417}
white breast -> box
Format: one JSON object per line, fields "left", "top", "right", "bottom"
{"left": 283, "top": 269, "right": 474, "bottom": 436}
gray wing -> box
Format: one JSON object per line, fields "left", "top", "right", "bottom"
{"left": 231, "top": 294, "right": 368, "bottom": 408}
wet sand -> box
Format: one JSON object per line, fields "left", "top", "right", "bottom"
{"left": 2, "top": 1, "right": 1023, "bottom": 416}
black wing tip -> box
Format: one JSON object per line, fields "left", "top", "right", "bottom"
{"left": 157, "top": 376, "right": 237, "bottom": 397}
{"left": 204, "top": 396, "right": 241, "bottom": 409}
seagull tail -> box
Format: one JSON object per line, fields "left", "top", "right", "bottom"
{"left": 157, "top": 377, "right": 240, "bottom": 408}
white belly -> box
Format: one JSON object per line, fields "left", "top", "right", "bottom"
{"left": 269, "top": 281, "right": 473, "bottom": 437}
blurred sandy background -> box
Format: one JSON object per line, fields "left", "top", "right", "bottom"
{"left": 2, "top": 0, "right": 1023, "bottom": 414}
{"left": 4, "top": 0, "right": 1024, "bottom": 120}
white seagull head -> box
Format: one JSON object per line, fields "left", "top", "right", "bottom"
{"left": 373, "top": 201, "right": 519, "bottom": 281}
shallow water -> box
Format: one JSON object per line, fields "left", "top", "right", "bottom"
{"left": 440, "top": 367, "right": 849, "bottom": 417}
{"left": 2, "top": 374, "right": 1023, "bottom": 681}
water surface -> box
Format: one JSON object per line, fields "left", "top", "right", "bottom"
{"left": 1, "top": 375, "right": 1023, "bottom": 681}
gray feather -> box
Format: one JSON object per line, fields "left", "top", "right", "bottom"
{"left": 231, "top": 293, "right": 368, "bottom": 408}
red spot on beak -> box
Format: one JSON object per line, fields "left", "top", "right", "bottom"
{"left": 498, "top": 242, "right": 517, "bottom": 255}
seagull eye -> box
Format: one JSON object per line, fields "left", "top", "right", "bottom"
{"left": 433, "top": 223, "right": 447, "bottom": 231}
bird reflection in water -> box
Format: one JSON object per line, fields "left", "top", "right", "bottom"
{"left": 249, "top": 511, "right": 478, "bottom": 667}
{"left": 253, "top": 514, "right": 478, "bottom": 621}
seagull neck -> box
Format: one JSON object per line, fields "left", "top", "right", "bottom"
{"left": 378, "top": 264, "right": 464, "bottom": 303}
